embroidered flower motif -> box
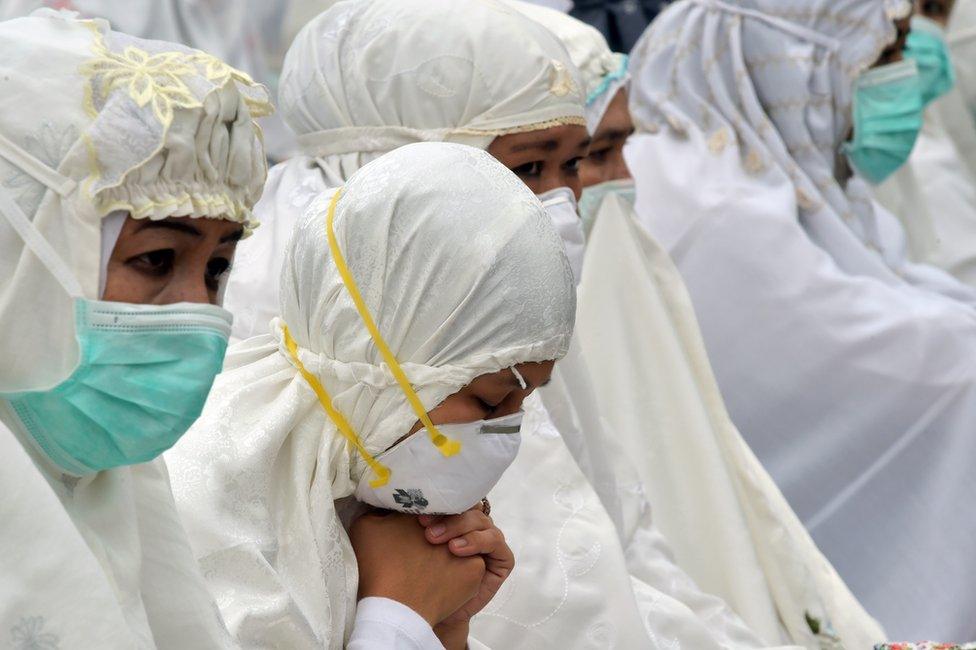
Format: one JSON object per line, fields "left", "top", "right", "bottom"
{"left": 392, "top": 488, "right": 429, "bottom": 511}
{"left": 81, "top": 44, "right": 200, "bottom": 125}
{"left": 10, "top": 616, "right": 60, "bottom": 650}
{"left": 549, "top": 60, "right": 578, "bottom": 98}
{"left": 80, "top": 26, "right": 272, "bottom": 126}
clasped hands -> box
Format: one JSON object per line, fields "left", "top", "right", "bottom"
{"left": 349, "top": 504, "right": 514, "bottom": 650}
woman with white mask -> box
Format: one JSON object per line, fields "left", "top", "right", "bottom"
{"left": 214, "top": 1, "right": 796, "bottom": 647}
{"left": 514, "top": 4, "right": 886, "bottom": 648}
{"left": 168, "top": 142, "right": 577, "bottom": 648}
{"left": 629, "top": 0, "right": 976, "bottom": 640}
{"left": 0, "top": 10, "right": 270, "bottom": 649}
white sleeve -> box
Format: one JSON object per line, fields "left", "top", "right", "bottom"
{"left": 347, "top": 597, "right": 445, "bottom": 650}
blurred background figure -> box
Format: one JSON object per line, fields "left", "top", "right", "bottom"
{"left": 874, "top": 0, "right": 976, "bottom": 286}
{"left": 571, "top": 0, "right": 670, "bottom": 51}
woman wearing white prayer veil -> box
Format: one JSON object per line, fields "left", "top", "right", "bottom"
{"left": 170, "top": 142, "right": 579, "bottom": 648}
{"left": 0, "top": 10, "right": 271, "bottom": 649}
{"left": 514, "top": 4, "right": 885, "bottom": 648}
{"left": 629, "top": 0, "right": 976, "bottom": 640}
{"left": 216, "top": 1, "right": 791, "bottom": 647}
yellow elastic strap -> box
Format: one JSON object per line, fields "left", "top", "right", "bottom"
{"left": 326, "top": 188, "right": 462, "bottom": 457}
{"left": 282, "top": 325, "right": 391, "bottom": 488}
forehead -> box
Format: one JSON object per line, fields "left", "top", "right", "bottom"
{"left": 489, "top": 124, "right": 590, "bottom": 154}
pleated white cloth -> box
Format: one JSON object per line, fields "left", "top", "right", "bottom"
{"left": 575, "top": 193, "right": 885, "bottom": 648}
{"left": 0, "top": 11, "right": 269, "bottom": 649}
{"left": 168, "top": 142, "right": 577, "bottom": 648}
{"left": 223, "top": 0, "right": 586, "bottom": 341}
{"left": 629, "top": 0, "right": 976, "bottom": 639}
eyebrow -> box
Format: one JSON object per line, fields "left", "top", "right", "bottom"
{"left": 135, "top": 219, "right": 244, "bottom": 243}
{"left": 509, "top": 136, "right": 591, "bottom": 154}
{"left": 591, "top": 128, "right": 635, "bottom": 146}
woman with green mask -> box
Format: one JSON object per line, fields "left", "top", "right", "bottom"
{"left": 875, "top": 0, "right": 976, "bottom": 288}
{"left": 629, "top": 0, "right": 976, "bottom": 641}
{"left": 0, "top": 10, "right": 271, "bottom": 648}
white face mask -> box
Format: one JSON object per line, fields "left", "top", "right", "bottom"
{"left": 354, "top": 411, "right": 523, "bottom": 514}
{"left": 537, "top": 187, "right": 585, "bottom": 285}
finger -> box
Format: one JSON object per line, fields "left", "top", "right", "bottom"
{"left": 425, "top": 509, "right": 492, "bottom": 544}
{"left": 416, "top": 513, "right": 444, "bottom": 527}
{"left": 446, "top": 527, "right": 505, "bottom": 558}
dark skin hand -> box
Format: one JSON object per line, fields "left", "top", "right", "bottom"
{"left": 349, "top": 512, "right": 487, "bottom": 628}
{"left": 487, "top": 124, "right": 590, "bottom": 200}
{"left": 579, "top": 88, "right": 635, "bottom": 188}
{"left": 102, "top": 215, "right": 242, "bottom": 305}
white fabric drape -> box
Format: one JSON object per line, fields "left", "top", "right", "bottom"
{"left": 508, "top": 1, "right": 629, "bottom": 133}
{"left": 169, "top": 142, "right": 576, "bottom": 648}
{"left": 575, "top": 193, "right": 885, "bottom": 648}
{"left": 0, "top": 11, "right": 269, "bottom": 648}
{"left": 224, "top": 0, "right": 587, "bottom": 341}
{"left": 628, "top": 2, "right": 976, "bottom": 637}
{"left": 950, "top": 0, "right": 976, "bottom": 124}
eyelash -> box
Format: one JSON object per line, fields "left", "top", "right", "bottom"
{"left": 129, "top": 249, "right": 175, "bottom": 277}
{"left": 512, "top": 161, "right": 543, "bottom": 178}
{"left": 587, "top": 148, "right": 610, "bottom": 163}
{"left": 127, "top": 249, "right": 233, "bottom": 291}
{"left": 511, "top": 157, "right": 583, "bottom": 178}
{"left": 206, "top": 257, "right": 232, "bottom": 291}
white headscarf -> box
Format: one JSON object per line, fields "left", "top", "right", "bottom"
{"left": 0, "top": 10, "right": 270, "bottom": 648}
{"left": 169, "top": 142, "right": 576, "bottom": 648}
{"left": 224, "top": 0, "right": 586, "bottom": 341}
{"left": 628, "top": 0, "right": 976, "bottom": 639}
{"left": 508, "top": 0, "right": 630, "bottom": 133}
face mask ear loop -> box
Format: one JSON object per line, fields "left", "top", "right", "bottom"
{"left": 0, "top": 186, "right": 83, "bottom": 299}
{"left": 325, "top": 188, "right": 462, "bottom": 459}
{"left": 0, "top": 131, "right": 82, "bottom": 299}
{"left": 511, "top": 367, "right": 528, "bottom": 390}
{"left": 282, "top": 325, "right": 391, "bottom": 488}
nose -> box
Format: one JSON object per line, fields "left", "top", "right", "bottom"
{"left": 160, "top": 264, "right": 214, "bottom": 305}
{"left": 539, "top": 168, "right": 582, "bottom": 200}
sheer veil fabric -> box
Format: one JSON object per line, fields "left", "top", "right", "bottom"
{"left": 629, "top": 0, "right": 976, "bottom": 639}
{"left": 168, "top": 143, "right": 577, "bottom": 648}
{"left": 0, "top": 11, "right": 269, "bottom": 648}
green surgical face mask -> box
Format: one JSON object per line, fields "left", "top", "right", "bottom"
{"left": 842, "top": 59, "right": 924, "bottom": 185}
{"left": 905, "top": 15, "right": 956, "bottom": 106}
{"left": 3, "top": 299, "right": 231, "bottom": 474}
{"left": 579, "top": 179, "right": 636, "bottom": 236}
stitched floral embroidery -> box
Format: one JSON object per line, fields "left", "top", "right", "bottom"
{"left": 549, "top": 60, "right": 578, "bottom": 98}
{"left": 81, "top": 44, "right": 200, "bottom": 125}
{"left": 79, "top": 24, "right": 272, "bottom": 126}
{"left": 392, "top": 488, "right": 429, "bottom": 511}
{"left": 10, "top": 616, "right": 60, "bottom": 650}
